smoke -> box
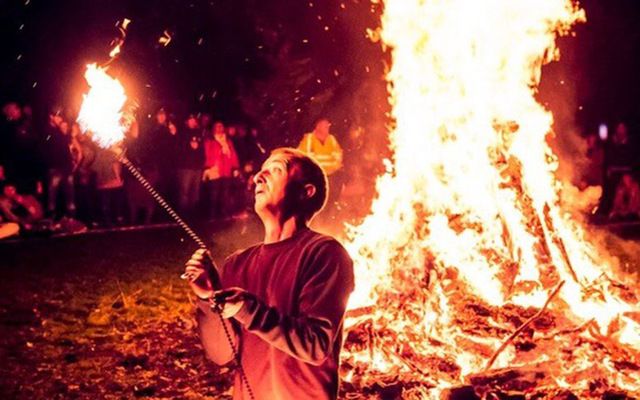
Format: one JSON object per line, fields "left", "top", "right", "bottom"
{"left": 538, "top": 36, "right": 603, "bottom": 215}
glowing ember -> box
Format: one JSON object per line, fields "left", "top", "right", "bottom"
{"left": 343, "top": 0, "right": 640, "bottom": 397}
{"left": 77, "top": 63, "right": 128, "bottom": 148}
{"left": 159, "top": 30, "right": 172, "bottom": 47}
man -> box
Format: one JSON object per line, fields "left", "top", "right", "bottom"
{"left": 203, "top": 122, "right": 239, "bottom": 219}
{"left": 297, "top": 119, "right": 344, "bottom": 211}
{"left": 183, "top": 148, "right": 354, "bottom": 399}
{"left": 1, "top": 102, "right": 41, "bottom": 196}
{"left": 43, "top": 108, "right": 76, "bottom": 219}
{"left": 144, "top": 108, "right": 178, "bottom": 201}
{"left": 176, "top": 114, "right": 204, "bottom": 216}
{"left": 297, "top": 118, "right": 343, "bottom": 177}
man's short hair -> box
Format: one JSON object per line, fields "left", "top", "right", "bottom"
{"left": 272, "top": 148, "right": 328, "bottom": 222}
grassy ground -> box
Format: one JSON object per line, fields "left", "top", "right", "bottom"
{"left": 0, "top": 217, "right": 263, "bottom": 399}
{"left": 0, "top": 215, "right": 638, "bottom": 399}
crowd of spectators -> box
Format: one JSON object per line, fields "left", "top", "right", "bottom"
{"left": 581, "top": 122, "right": 640, "bottom": 222}
{"left": 0, "top": 102, "right": 271, "bottom": 239}
{"left": 0, "top": 101, "right": 375, "bottom": 240}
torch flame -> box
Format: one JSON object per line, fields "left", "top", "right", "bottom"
{"left": 77, "top": 63, "right": 128, "bottom": 148}
{"left": 343, "top": 0, "right": 640, "bottom": 396}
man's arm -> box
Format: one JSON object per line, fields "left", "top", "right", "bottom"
{"left": 297, "top": 134, "right": 312, "bottom": 155}
{"left": 0, "top": 199, "right": 22, "bottom": 224}
{"left": 223, "top": 241, "right": 354, "bottom": 366}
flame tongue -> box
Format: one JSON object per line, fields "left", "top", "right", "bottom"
{"left": 77, "top": 63, "right": 128, "bottom": 148}
{"left": 344, "top": 0, "right": 640, "bottom": 396}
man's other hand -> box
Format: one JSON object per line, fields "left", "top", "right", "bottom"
{"left": 182, "top": 248, "right": 215, "bottom": 300}
{"left": 212, "top": 287, "right": 248, "bottom": 319}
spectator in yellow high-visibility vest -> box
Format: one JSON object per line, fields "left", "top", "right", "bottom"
{"left": 297, "top": 119, "right": 343, "bottom": 176}
{"left": 297, "top": 118, "right": 344, "bottom": 212}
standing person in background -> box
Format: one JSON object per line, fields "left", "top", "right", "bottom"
{"left": 125, "top": 120, "right": 156, "bottom": 225}
{"left": 73, "top": 124, "right": 97, "bottom": 225}
{"left": 43, "top": 109, "right": 76, "bottom": 220}
{"left": 601, "top": 122, "right": 636, "bottom": 216}
{"left": 144, "top": 108, "right": 178, "bottom": 206}
{"left": 92, "top": 147, "right": 124, "bottom": 227}
{"left": 231, "top": 124, "right": 262, "bottom": 213}
{"left": 200, "top": 113, "right": 213, "bottom": 136}
{"left": 203, "top": 122, "right": 239, "bottom": 220}
{"left": 176, "top": 114, "right": 204, "bottom": 218}
{"left": 297, "top": 118, "right": 344, "bottom": 212}
{"left": 1, "top": 102, "right": 42, "bottom": 196}
{"left": 227, "top": 124, "right": 245, "bottom": 216}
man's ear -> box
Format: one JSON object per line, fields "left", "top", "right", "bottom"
{"left": 303, "top": 183, "right": 316, "bottom": 200}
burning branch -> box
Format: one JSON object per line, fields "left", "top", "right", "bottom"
{"left": 484, "top": 280, "right": 565, "bottom": 371}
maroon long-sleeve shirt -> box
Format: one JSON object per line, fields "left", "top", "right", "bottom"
{"left": 196, "top": 227, "right": 354, "bottom": 399}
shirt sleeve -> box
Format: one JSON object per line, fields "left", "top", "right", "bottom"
{"left": 231, "top": 240, "right": 354, "bottom": 366}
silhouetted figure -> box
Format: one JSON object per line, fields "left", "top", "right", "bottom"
{"left": 176, "top": 114, "right": 204, "bottom": 217}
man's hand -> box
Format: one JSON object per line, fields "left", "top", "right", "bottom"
{"left": 182, "top": 249, "right": 215, "bottom": 300}
{"left": 212, "top": 287, "right": 248, "bottom": 319}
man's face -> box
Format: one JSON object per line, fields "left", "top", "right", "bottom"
{"left": 213, "top": 122, "right": 225, "bottom": 138}
{"left": 156, "top": 111, "right": 167, "bottom": 125}
{"left": 615, "top": 123, "right": 628, "bottom": 143}
{"left": 314, "top": 120, "right": 330, "bottom": 140}
{"left": 253, "top": 154, "right": 291, "bottom": 216}
{"left": 187, "top": 117, "right": 199, "bottom": 129}
{"left": 59, "top": 121, "right": 69, "bottom": 135}
{"left": 50, "top": 113, "right": 63, "bottom": 127}
{"left": 3, "top": 185, "right": 17, "bottom": 198}
{"left": 3, "top": 103, "right": 21, "bottom": 121}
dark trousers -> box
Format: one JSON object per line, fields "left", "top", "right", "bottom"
{"left": 75, "top": 183, "right": 95, "bottom": 224}
{"left": 177, "top": 169, "right": 202, "bottom": 216}
{"left": 47, "top": 169, "right": 75, "bottom": 218}
{"left": 205, "top": 178, "right": 231, "bottom": 219}
{"left": 125, "top": 169, "right": 157, "bottom": 225}
{"left": 97, "top": 187, "right": 125, "bottom": 227}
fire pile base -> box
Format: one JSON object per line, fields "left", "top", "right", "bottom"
{"left": 339, "top": 294, "right": 640, "bottom": 399}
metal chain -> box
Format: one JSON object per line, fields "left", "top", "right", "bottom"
{"left": 214, "top": 304, "right": 257, "bottom": 400}
{"left": 119, "top": 154, "right": 256, "bottom": 400}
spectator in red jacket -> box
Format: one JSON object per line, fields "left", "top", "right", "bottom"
{"left": 203, "top": 121, "right": 239, "bottom": 219}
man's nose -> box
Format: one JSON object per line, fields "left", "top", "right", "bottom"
{"left": 254, "top": 170, "right": 266, "bottom": 185}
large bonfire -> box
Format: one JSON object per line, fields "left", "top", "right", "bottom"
{"left": 341, "top": 0, "right": 640, "bottom": 398}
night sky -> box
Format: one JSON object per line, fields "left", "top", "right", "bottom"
{"left": 1, "top": 0, "right": 640, "bottom": 141}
